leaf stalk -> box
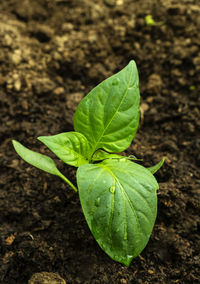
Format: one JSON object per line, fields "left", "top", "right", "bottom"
{"left": 58, "top": 173, "right": 78, "bottom": 192}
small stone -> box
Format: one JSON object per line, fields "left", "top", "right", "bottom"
{"left": 21, "top": 100, "right": 29, "bottom": 110}
{"left": 28, "top": 272, "right": 66, "bottom": 284}
{"left": 146, "top": 74, "right": 163, "bottom": 94}
{"left": 11, "top": 50, "right": 22, "bottom": 65}
{"left": 88, "top": 63, "right": 108, "bottom": 80}
{"left": 5, "top": 234, "right": 15, "bottom": 246}
{"left": 33, "top": 77, "right": 56, "bottom": 94}
{"left": 14, "top": 79, "right": 21, "bottom": 91}
{"left": 116, "top": 0, "right": 124, "bottom": 5}
{"left": 88, "top": 31, "right": 97, "bottom": 43}
{"left": 66, "top": 92, "right": 84, "bottom": 111}
{"left": 28, "top": 59, "right": 35, "bottom": 67}
{"left": 62, "top": 22, "right": 74, "bottom": 32}
{"left": 171, "top": 69, "right": 182, "bottom": 77}
{"left": 3, "top": 34, "right": 12, "bottom": 46}
{"left": 3, "top": 252, "right": 14, "bottom": 264}
{"left": 53, "top": 196, "right": 61, "bottom": 203}
{"left": 193, "top": 56, "right": 200, "bottom": 66}
{"left": 6, "top": 84, "right": 13, "bottom": 90}
{"left": 53, "top": 51, "right": 62, "bottom": 61}
{"left": 9, "top": 159, "right": 19, "bottom": 168}
{"left": 183, "top": 122, "right": 195, "bottom": 134}
{"left": 53, "top": 87, "right": 65, "bottom": 96}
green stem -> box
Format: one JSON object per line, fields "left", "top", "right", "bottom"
{"left": 58, "top": 173, "right": 78, "bottom": 192}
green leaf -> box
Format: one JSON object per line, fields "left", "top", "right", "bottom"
{"left": 145, "top": 15, "right": 163, "bottom": 26}
{"left": 77, "top": 159, "right": 158, "bottom": 266}
{"left": 12, "top": 140, "right": 78, "bottom": 192}
{"left": 38, "top": 132, "right": 89, "bottom": 167}
{"left": 148, "top": 157, "right": 165, "bottom": 174}
{"left": 74, "top": 60, "right": 140, "bottom": 157}
{"left": 12, "top": 140, "right": 61, "bottom": 176}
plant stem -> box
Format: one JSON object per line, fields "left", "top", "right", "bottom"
{"left": 58, "top": 173, "right": 78, "bottom": 192}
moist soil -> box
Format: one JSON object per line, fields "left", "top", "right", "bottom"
{"left": 0, "top": 0, "right": 199, "bottom": 283}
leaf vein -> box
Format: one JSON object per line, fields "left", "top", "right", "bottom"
{"left": 91, "top": 66, "right": 134, "bottom": 153}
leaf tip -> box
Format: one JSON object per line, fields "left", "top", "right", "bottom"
{"left": 160, "top": 157, "right": 166, "bottom": 167}
{"left": 148, "top": 157, "right": 165, "bottom": 174}
{"left": 128, "top": 59, "right": 137, "bottom": 69}
{"left": 119, "top": 255, "right": 134, "bottom": 267}
{"left": 129, "top": 59, "right": 136, "bottom": 64}
{"left": 37, "top": 136, "right": 44, "bottom": 142}
{"left": 12, "top": 139, "right": 20, "bottom": 152}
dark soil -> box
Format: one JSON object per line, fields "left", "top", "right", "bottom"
{"left": 0, "top": 0, "right": 200, "bottom": 283}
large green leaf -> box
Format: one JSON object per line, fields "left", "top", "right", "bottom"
{"left": 74, "top": 60, "right": 140, "bottom": 158}
{"left": 12, "top": 140, "right": 77, "bottom": 192}
{"left": 38, "top": 132, "right": 89, "bottom": 167}
{"left": 77, "top": 159, "right": 158, "bottom": 266}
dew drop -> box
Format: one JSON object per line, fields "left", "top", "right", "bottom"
{"left": 127, "top": 255, "right": 133, "bottom": 260}
{"left": 95, "top": 197, "right": 100, "bottom": 207}
{"left": 112, "top": 78, "right": 120, "bottom": 86}
{"left": 109, "top": 185, "right": 115, "bottom": 194}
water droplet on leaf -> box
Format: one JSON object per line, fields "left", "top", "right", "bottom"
{"left": 109, "top": 185, "right": 115, "bottom": 194}
{"left": 112, "top": 78, "right": 120, "bottom": 86}
{"left": 95, "top": 197, "right": 100, "bottom": 207}
{"left": 127, "top": 255, "right": 133, "bottom": 260}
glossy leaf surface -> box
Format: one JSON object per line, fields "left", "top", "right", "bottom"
{"left": 38, "top": 132, "right": 89, "bottom": 167}
{"left": 77, "top": 159, "right": 158, "bottom": 266}
{"left": 74, "top": 60, "right": 140, "bottom": 157}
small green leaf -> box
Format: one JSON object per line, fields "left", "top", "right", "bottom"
{"left": 145, "top": 15, "right": 163, "bottom": 26}
{"left": 12, "top": 140, "right": 61, "bottom": 176}
{"left": 189, "top": 85, "right": 195, "bottom": 91}
{"left": 38, "top": 132, "right": 89, "bottom": 167}
{"left": 74, "top": 60, "right": 140, "bottom": 157}
{"left": 77, "top": 159, "right": 158, "bottom": 266}
{"left": 12, "top": 140, "right": 78, "bottom": 192}
{"left": 148, "top": 157, "right": 165, "bottom": 174}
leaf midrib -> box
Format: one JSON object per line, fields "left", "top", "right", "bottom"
{"left": 45, "top": 141, "right": 88, "bottom": 163}
{"left": 90, "top": 65, "right": 134, "bottom": 156}
{"left": 99, "top": 163, "right": 141, "bottom": 244}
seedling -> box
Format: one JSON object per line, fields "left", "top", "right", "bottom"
{"left": 12, "top": 61, "right": 164, "bottom": 266}
{"left": 145, "top": 15, "right": 163, "bottom": 26}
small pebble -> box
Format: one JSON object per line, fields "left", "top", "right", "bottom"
{"left": 28, "top": 272, "right": 66, "bottom": 284}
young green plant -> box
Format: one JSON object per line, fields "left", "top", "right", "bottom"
{"left": 12, "top": 60, "right": 164, "bottom": 267}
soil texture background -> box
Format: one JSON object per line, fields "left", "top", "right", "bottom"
{"left": 0, "top": 0, "right": 199, "bottom": 283}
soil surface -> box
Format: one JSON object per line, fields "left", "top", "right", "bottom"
{"left": 0, "top": 0, "right": 200, "bottom": 283}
